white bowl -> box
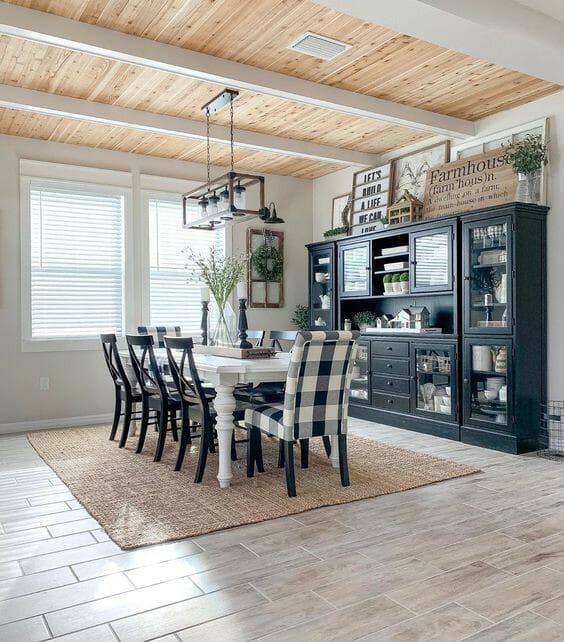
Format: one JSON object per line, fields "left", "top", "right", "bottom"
{"left": 484, "top": 390, "right": 498, "bottom": 400}
{"left": 439, "top": 404, "right": 451, "bottom": 414}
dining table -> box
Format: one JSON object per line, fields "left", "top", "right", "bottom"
{"left": 122, "top": 347, "right": 341, "bottom": 488}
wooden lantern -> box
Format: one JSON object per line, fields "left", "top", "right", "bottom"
{"left": 388, "top": 190, "right": 424, "bottom": 226}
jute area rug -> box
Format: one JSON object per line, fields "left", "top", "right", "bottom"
{"left": 28, "top": 425, "right": 479, "bottom": 549}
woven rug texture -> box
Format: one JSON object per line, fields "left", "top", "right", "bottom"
{"left": 27, "top": 425, "right": 479, "bottom": 549}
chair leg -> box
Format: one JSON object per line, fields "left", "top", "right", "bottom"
{"left": 170, "top": 409, "right": 179, "bottom": 442}
{"left": 118, "top": 398, "right": 133, "bottom": 448}
{"left": 154, "top": 405, "right": 168, "bottom": 462}
{"left": 135, "top": 399, "right": 149, "bottom": 454}
{"left": 231, "top": 431, "right": 238, "bottom": 461}
{"left": 246, "top": 427, "right": 256, "bottom": 478}
{"left": 195, "top": 420, "right": 211, "bottom": 483}
{"left": 300, "top": 439, "right": 309, "bottom": 469}
{"left": 175, "top": 409, "right": 191, "bottom": 472}
{"left": 109, "top": 390, "right": 121, "bottom": 441}
{"left": 284, "top": 440, "right": 296, "bottom": 497}
{"left": 255, "top": 430, "right": 265, "bottom": 473}
{"left": 277, "top": 440, "right": 285, "bottom": 468}
{"left": 338, "top": 434, "right": 350, "bottom": 487}
{"left": 322, "top": 435, "right": 332, "bottom": 458}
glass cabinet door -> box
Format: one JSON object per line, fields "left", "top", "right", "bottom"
{"left": 410, "top": 226, "right": 453, "bottom": 293}
{"left": 464, "top": 339, "right": 511, "bottom": 431}
{"left": 349, "top": 340, "right": 370, "bottom": 404}
{"left": 339, "top": 241, "right": 370, "bottom": 297}
{"left": 464, "top": 217, "right": 511, "bottom": 333}
{"left": 413, "top": 344, "right": 456, "bottom": 421}
{"left": 310, "top": 246, "right": 334, "bottom": 330}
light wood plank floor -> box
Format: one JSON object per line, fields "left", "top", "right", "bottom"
{"left": 0, "top": 420, "right": 563, "bottom": 641}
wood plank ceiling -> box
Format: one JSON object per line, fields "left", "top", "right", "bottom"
{"left": 0, "top": 0, "right": 561, "bottom": 178}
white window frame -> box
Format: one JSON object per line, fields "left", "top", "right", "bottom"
{"left": 139, "top": 174, "right": 232, "bottom": 329}
{"left": 451, "top": 117, "right": 549, "bottom": 205}
{"left": 20, "top": 160, "right": 133, "bottom": 352}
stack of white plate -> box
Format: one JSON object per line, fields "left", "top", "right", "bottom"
{"left": 486, "top": 377, "right": 505, "bottom": 394}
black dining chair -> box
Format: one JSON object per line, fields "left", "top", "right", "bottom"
{"left": 269, "top": 330, "right": 298, "bottom": 352}
{"left": 137, "top": 325, "right": 182, "bottom": 348}
{"left": 100, "top": 333, "right": 145, "bottom": 447}
{"left": 165, "top": 336, "right": 259, "bottom": 481}
{"left": 126, "top": 334, "right": 181, "bottom": 462}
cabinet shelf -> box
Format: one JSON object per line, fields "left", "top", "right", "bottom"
{"left": 373, "top": 269, "right": 409, "bottom": 275}
{"left": 472, "top": 262, "right": 507, "bottom": 269}
{"left": 471, "top": 369, "right": 507, "bottom": 376}
{"left": 374, "top": 251, "right": 409, "bottom": 260}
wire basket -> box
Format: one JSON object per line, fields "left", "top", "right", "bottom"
{"left": 538, "top": 401, "right": 564, "bottom": 460}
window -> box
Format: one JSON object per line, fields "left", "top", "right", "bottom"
{"left": 148, "top": 195, "right": 224, "bottom": 331}
{"left": 27, "top": 180, "right": 126, "bottom": 341}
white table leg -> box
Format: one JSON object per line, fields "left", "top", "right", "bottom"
{"left": 214, "top": 383, "right": 237, "bottom": 488}
{"left": 330, "top": 435, "right": 340, "bottom": 468}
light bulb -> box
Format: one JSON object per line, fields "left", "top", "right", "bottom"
{"left": 208, "top": 192, "right": 219, "bottom": 216}
{"left": 198, "top": 196, "right": 208, "bottom": 217}
{"left": 219, "top": 186, "right": 230, "bottom": 211}
{"left": 233, "top": 180, "right": 246, "bottom": 210}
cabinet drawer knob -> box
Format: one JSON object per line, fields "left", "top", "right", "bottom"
{"left": 387, "top": 363, "right": 393, "bottom": 369}
{"left": 387, "top": 399, "right": 394, "bottom": 404}
{"left": 386, "top": 346, "right": 393, "bottom": 351}
{"left": 387, "top": 381, "right": 393, "bottom": 386}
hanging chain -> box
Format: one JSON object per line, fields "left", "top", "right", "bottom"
{"left": 229, "top": 96, "right": 235, "bottom": 173}
{"left": 205, "top": 108, "right": 211, "bottom": 190}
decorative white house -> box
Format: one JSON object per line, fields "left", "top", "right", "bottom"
{"left": 376, "top": 314, "right": 394, "bottom": 328}
{"left": 390, "top": 306, "right": 430, "bottom": 329}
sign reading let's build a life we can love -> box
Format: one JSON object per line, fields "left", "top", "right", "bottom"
{"left": 350, "top": 163, "right": 391, "bottom": 236}
{"left": 422, "top": 148, "right": 517, "bottom": 219}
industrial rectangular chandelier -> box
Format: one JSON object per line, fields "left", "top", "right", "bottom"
{"left": 183, "top": 89, "right": 283, "bottom": 230}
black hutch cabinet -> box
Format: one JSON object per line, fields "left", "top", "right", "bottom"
{"left": 307, "top": 203, "right": 547, "bottom": 454}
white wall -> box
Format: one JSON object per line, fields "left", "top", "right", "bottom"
{"left": 311, "top": 90, "right": 564, "bottom": 398}
{"left": 0, "top": 134, "right": 312, "bottom": 429}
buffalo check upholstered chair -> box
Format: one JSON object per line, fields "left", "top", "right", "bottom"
{"left": 137, "top": 325, "right": 182, "bottom": 348}
{"left": 245, "top": 330, "right": 360, "bottom": 497}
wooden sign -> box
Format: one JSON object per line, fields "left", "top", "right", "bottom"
{"left": 422, "top": 148, "right": 517, "bottom": 219}
{"left": 350, "top": 163, "right": 390, "bottom": 236}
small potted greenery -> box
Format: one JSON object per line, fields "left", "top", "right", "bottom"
{"left": 291, "top": 304, "right": 310, "bottom": 330}
{"left": 392, "top": 272, "right": 402, "bottom": 293}
{"left": 323, "top": 225, "right": 349, "bottom": 239}
{"left": 503, "top": 134, "right": 548, "bottom": 204}
{"left": 400, "top": 271, "right": 409, "bottom": 294}
{"left": 352, "top": 310, "right": 377, "bottom": 333}
{"left": 383, "top": 273, "right": 393, "bottom": 294}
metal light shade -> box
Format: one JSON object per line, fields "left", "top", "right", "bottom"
{"left": 259, "top": 201, "right": 284, "bottom": 224}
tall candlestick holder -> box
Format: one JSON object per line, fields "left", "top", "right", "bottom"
{"left": 238, "top": 299, "right": 252, "bottom": 349}
{"left": 200, "top": 301, "right": 209, "bottom": 346}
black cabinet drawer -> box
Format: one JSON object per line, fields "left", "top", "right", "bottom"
{"left": 371, "top": 341, "right": 409, "bottom": 358}
{"left": 372, "top": 375, "right": 411, "bottom": 395}
{"left": 372, "top": 392, "right": 411, "bottom": 413}
{"left": 372, "top": 357, "right": 410, "bottom": 376}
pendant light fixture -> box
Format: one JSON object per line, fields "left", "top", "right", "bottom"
{"left": 182, "top": 89, "right": 283, "bottom": 230}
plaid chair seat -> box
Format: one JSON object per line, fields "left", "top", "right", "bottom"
{"left": 137, "top": 325, "right": 181, "bottom": 348}
{"left": 245, "top": 331, "right": 359, "bottom": 496}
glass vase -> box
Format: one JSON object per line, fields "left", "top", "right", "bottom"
{"left": 209, "top": 299, "right": 237, "bottom": 347}
{"left": 516, "top": 171, "right": 541, "bottom": 204}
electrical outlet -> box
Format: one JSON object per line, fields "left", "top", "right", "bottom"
{"left": 39, "top": 377, "right": 50, "bottom": 391}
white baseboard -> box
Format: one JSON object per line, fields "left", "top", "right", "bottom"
{"left": 0, "top": 414, "right": 113, "bottom": 435}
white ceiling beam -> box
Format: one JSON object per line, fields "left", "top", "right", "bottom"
{"left": 0, "top": 84, "right": 383, "bottom": 167}
{"left": 0, "top": 2, "right": 474, "bottom": 139}
{"left": 314, "top": 0, "right": 564, "bottom": 86}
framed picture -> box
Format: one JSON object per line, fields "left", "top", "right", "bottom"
{"left": 390, "top": 141, "right": 450, "bottom": 203}
{"left": 332, "top": 193, "right": 350, "bottom": 229}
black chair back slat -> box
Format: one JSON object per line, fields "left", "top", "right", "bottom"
{"left": 245, "top": 330, "right": 265, "bottom": 347}
{"left": 269, "top": 330, "right": 298, "bottom": 352}
{"left": 101, "top": 333, "right": 133, "bottom": 393}
{"left": 126, "top": 334, "right": 168, "bottom": 400}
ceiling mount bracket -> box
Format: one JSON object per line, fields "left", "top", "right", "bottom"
{"left": 202, "top": 89, "right": 239, "bottom": 116}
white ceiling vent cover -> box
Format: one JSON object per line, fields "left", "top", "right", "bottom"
{"left": 288, "top": 32, "right": 351, "bottom": 60}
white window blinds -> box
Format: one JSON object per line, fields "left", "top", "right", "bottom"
{"left": 149, "top": 196, "right": 224, "bottom": 331}
{"left": 29, "top": 182, "right": 125, "bottom": 339}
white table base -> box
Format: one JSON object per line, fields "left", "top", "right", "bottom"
{"left": 213, "top": 383, "right": 238, "bottom": 489}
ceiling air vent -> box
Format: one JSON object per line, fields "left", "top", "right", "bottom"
{"left": 287, "top": 32, "right": 351, "bottom": 60}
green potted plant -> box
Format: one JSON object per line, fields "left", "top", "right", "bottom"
{"left": 291, "top": 304, "right": 310, "bottom": 330}
{"left": 399, "top": 271, "right": 409, "bottom": 294}
{"left": 503, "top": 134, "right": 548, "bottom": 204}
{"left": 383, "top": 273, "right": 393, "bottom": 294}
{"left": 392, "top": 272, "right": 402, "bottom": 293}
{"left": 352, "top": 310, "right": 377, "bottom": 333}
{"left": 322, "top": 225, "right": 349, "bottom": 239}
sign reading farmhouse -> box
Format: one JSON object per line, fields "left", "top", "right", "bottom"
{"left": 423, "top": 148, "right": 517, "bottom": 219}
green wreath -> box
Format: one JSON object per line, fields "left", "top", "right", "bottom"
{"left": 251, "top": 244, "right": 283, "bottom": 282}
